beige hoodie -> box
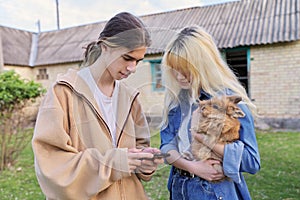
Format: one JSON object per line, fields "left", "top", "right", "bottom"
{"left": 32, "top": 69, "right": 152, "bottom": 200}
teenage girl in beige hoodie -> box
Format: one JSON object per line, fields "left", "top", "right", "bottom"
{"left": 32, "top": 12, "right": 163, "bottom": 200}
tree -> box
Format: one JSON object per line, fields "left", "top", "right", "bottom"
{"left": 0, "top": 70, "right": 45, "bottom": 171}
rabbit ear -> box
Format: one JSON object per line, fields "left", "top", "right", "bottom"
{"left": 227, "top": 95, "right": 242, "bottom": 104}
{"left": 199, "top": 99, "right": 207, "bottom": 107}
{"left": 232, "top": 107, "right": 245, "bottom": 118}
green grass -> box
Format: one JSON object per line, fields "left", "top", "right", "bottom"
{"left": 244, "top": 132, "right": 300, "bottom": 200}
{"left": 145, "top": 131, "right": 300, "bottom": 200}
{"left": 1, "top": 131, "right": 299, "bottom": 200}
{"left": 0, "top": 141, "right": 44, "bottom": 199}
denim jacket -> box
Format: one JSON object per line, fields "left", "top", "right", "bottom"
{"left": 160, "top": 90, "right": 261, "bottom": 200}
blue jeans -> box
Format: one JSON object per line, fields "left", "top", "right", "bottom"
{"left": 170, "top": 173, "right": 217, "bottom": 200}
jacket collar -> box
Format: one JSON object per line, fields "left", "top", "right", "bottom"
{"left": 199, "top": 88, "right": 234, "bottom": 101}
{"left": 199, "top": 90, "right": 211, "bottom": 101}
{"left": 56, "top": 68, "right": 139, "bottom": 138}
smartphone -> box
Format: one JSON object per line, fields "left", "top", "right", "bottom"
{"left": 152, "top": 152, "right": 170, "bottom": 159}
{"left": 140, "top": 152, "right": 170, "bottom": 160}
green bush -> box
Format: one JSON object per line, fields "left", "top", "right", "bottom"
{"left": 0, "top": 70, "right": 45, "bottom": 112}
{"left": 0, "top": 70, "right": 45, "bottom": 171}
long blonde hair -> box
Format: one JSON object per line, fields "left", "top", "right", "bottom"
{"left": 161, "top": 26, "right": 256, "bottom": 126}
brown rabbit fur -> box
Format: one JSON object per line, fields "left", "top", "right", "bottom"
{"left": 190, "top": 95, "right": 245, "bottom": 180}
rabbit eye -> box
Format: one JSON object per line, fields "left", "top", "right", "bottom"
{"left": 213, "top": 104, "right": 219, "bottom": 109}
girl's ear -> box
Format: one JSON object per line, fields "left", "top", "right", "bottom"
{"left": 101, "top": 43, "right": 108, "bottom": 51}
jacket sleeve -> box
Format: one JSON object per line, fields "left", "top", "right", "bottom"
{"left": 32, "top": 85, "right": 131, "bottom": 199}
{"left": 160, "top": 108, "right": 180, "bottom": 154}
{"left": 223, "top": 103, "right": 261, "bottom": 183}
{"left": 130, "top": 95, "right": 153, "bottom": 181}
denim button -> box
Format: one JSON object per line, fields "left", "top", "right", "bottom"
{"left": 218, "top": 197, "right": 223, "bottom": 200}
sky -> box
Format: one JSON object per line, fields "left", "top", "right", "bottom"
{"left": 0, "top": 0, "right": 238, "bottom": 32}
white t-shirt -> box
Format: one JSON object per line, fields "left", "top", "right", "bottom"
{"left": 78, "top": 67, "right": 119, "bottom": 147}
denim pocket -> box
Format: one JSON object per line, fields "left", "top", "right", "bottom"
{"left": 171, "top": 173, "right": 187, "bottom": 200}
{"left": 171, "top": 173, "right": 217, "bottom": 200}
{"left": 187, "top": 177, "right": 217, "bottom": 199}
{"left": 197, "top": 179, "right": 215, "bottom": 195}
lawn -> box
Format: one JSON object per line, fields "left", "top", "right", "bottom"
{"left": 0, "top": 131, "right": 299, "bottom": 200}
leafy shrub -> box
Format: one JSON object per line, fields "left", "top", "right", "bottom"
{"left": 0, "top": 70, "right": 45, "bottom": 171}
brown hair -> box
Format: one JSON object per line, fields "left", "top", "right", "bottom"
{"left": 83, "top": 12, "right": 151, "bottom": 66}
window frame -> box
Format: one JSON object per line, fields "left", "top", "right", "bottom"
{"left": 36, "top": 68, "right": 49, "bottom": 80}
{"left": 149, "top": 59, "right": 164, "bottom": 92}
{"left": 222, "top": 47, "right": 251, "bottom": 97}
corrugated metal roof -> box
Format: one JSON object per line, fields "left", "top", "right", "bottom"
{"left": 142, "top": 0, "right": 300, "bottom": 49}
{"left": 34, "top": 23, "right": 104, "bottom": 66}
{"left": 0, "top": 26, "right": 32, "bottom": 66}
{"left": 0, "top": 0, "right": 299, "bottom": 66}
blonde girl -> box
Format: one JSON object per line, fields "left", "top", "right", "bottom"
{"left": 160, "top": 26, "right": 260, "bottom": 200}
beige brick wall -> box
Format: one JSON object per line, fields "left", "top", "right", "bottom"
{"left": 123, "top": 59, "right": 165, "bottom": 117}
{"left": 33, "top": 63, "right": 81, "bottom": 89}
{"left": 5, "top": 61, "right": 165, "bottom": 119}
{"left": 5, "top": 63, "right": 80, "bottom": 90}
{"left": 5, "top": 65, "right": 34, "bottom": 80}
{"left": 5, "top": 42, "right": 300, "bottom": 128}
{"left": 250, "top": 40, "right": 300, "bottom": 119}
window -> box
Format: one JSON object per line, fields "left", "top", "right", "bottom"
{"left": 150, "top": 60, "right": 164, "bottom": 91}
{"left": 223, "top": 48, "right": 250, "bottom": 95}
{"left": 37, "top": 68, "right": 49, "bottom": 80}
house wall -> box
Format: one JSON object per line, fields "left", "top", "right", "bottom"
{"left": 33, "top": 63, "right": 81, "bottom": 89}
{"left": 0, "top": 34, "right": 3, "bottom": 71}
{"left": 5, "top": 63, "right": 80, "bottom": 89}
{"left": 126, "top": 41, "right": 300, "bottom": 130}
{"left": 250, "top": 40, "right": 300, "bottom": 129}
{"left": 123, "top": 56, "right": 165, "bottom": 128}
{"left": 5, "top": 65, "right": 34, "bottom": 80}
{"left": 4, "top": 42, "right": 300, "bottom": 130}
{"left": 6, "top": 61, "right": 165, "bottom": 128}
{"left": 4, "top": 63, "right": 81, "bottom": 127}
